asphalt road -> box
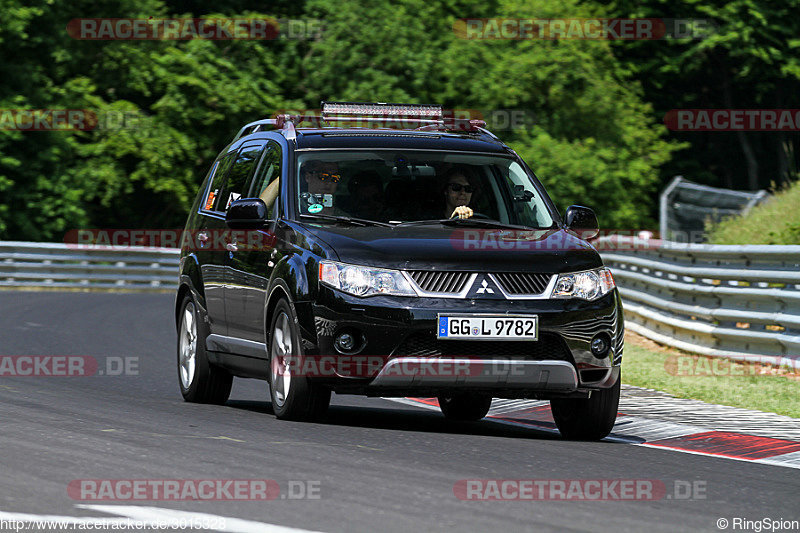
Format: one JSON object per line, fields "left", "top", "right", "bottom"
{"left": 1, "top": 291, "right": 797, "bottom": 532}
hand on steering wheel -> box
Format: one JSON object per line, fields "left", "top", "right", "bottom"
{"left": 449, "top": 206, "right": 473, "bottom": 219}
{"left": 449, "top": 206, "right": 489, "bottom": 219}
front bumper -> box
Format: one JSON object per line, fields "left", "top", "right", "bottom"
{"left": 297, "top": 287, "right": 624, "bottom": 398}
{"left": 370, "top": 358, "right": 578, "bottom": 389}
{"left": 366, "top": 359, "right": 620, "bottom": 399}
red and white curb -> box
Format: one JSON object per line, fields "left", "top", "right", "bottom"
{"left": 390, "top": 385, "right": 800, "bottom": 470}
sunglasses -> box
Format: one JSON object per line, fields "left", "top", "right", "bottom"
{"left": 448, "top": 183, "right": 474, "bottom": 194}
{"left": 309, "top": 171, "right": 341, "bottom": 183}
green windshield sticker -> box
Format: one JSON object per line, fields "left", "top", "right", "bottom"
{"left": 308, "top": 203, "right": 324, "bottom": 214}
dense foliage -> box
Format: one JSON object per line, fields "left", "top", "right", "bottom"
{"left": 607, "top": 0, "right": 800, "bottom": 191}
{"left": 0, "top": 0, "right": 795, "bottom": 240}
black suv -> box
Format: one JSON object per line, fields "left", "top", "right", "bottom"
{"left": 176, "top": 102, "right": 624, "bottom": 440}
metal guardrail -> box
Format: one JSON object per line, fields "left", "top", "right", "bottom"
{"left": 597, "top": 236, "right": 800, "bottom": 365}
{"left": 0, "top": 241, "right": 179, "bottom": 291}
{"left": 4, "top": 239, "right": 800, "bottom": 365}
{"left": 659, "top": 176, "right": 768, "bottom": 242}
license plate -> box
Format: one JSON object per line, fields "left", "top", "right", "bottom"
{"left": 437, "top": 314, "right": 538, "bottom": 340}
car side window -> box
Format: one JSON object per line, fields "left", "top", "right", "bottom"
{"left": 202, "top": 151, "right": 237, "bottom": 212}
{"left": 248, "top": 141, "right": 282, "bottom": 219}
{"left": 217, "top": 142, "right": 266, "bottom": 212}
{"left": 503, "top": 162, "right": 554, "bottom": 228}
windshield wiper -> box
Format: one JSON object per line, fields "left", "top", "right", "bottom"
{"left": 299, "top": 214, "right": 394, "bottom": 227}
{"left": 396, "top": 218, "right": 541, "bottom": 230}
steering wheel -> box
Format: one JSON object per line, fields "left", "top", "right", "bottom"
{"left": 451, "top": 211, "right": 491, "bottom": 220}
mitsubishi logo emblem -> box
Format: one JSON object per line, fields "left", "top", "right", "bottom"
{"left": 476, "top": 279, "right": 494, "bottom": 294}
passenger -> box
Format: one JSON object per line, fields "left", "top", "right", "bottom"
{"left": 442, "top": 167, "right": 476, "bottom": 219}
{"left": 300, "top": 160, "right": 344, "bottom": 215}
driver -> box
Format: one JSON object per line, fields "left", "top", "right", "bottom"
{"left": 442, "top": 167, "right": 475, "bottom": 219}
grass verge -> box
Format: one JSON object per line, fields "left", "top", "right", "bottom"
{"left": 706, "top": 180, "right": 800, "bottom": 244}
{"left": 621, "top": 332, "right": 800, "bottom": 418}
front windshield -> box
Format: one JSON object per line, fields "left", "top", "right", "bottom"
{"left": 295, "top": 151, "right": 556, "bottom": 228}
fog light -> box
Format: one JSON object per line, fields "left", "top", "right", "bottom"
{"left": 334, "top": 332, "right": 359, "bottom": 354}
{"left": 335, "top": 333, "right": 355, "bottom": 351}
{"left": 590, "top": 334, "right": 611, "bottom": 359}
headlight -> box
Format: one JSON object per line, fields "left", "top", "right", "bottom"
{"left": 319, "top": 261, "right": 416, "bottom": 297}
{"left": 552, "top": 268, "right": 615, "bottom": 300}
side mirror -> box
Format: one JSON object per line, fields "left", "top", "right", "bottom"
{"left": 564, "top": 205, "right": 599, "bottom": 239}
{"left": 226, "top": 198, "right": 269, "bottom": 230}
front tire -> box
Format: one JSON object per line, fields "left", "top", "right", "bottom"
{"left": 269, "top": 299, "right": 331, "bottom": 421}
{"left": 551, "top": 374, "right": 620, "bottom": 440}
{"left": 438, "top": 394, "right": 492, "bottom": 421}
{"left": 177, "top": 294, "right": 233, "bottom": 404}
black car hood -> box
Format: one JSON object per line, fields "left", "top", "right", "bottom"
{"left": 300, "top": 223, "right": 602, "bottom": 273}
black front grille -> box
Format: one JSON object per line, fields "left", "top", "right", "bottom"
{"left": 408, "top": 271, "right": 471, "bottom": 293}
{"left": 493, "top": 273, "right": 552, "bottom": 295}
{"left": 393, "top": 332, "right": 573, "bottom": 362}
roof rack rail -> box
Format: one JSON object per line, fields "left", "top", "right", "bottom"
{"left": 230, "top": 116, "right": 300, "bottom": 143}
{"left": 231, "top": 119, "right": 278, "bottom": 143}
{"left": 231, "top": 102, "right": 497, "bottom": 144}
{"left": 475, "top": 126, "right": 501, "bottom": 141}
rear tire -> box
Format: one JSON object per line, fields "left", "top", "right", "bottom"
{"left": 269, "top": 299, "right": 331, "bottom": 421}
{"left": 177, "top": 294, "right": 233, "bottom": 404}
{"left": 438, "top": 394, "right": 492, "bottom": 421}
{"left": 551, "top": 374, "right": 620, "bottom": 440}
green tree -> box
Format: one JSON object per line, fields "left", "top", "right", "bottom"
{"left": 607, "top": 0, "right": 800, "bottom": 191}
{"left": 299, "top": 0, "right": 680, "bottom": 228}
{"left": 0, "top": 0, "right": 683, "bottom": 239}
{"left": 0, "top": 0, "right": 293, "bottom": 239}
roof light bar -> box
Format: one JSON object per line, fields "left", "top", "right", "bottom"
{"left": 322, "top": 101, "right": 443, "bottom": 119}
{"left": 318, "top": 101, "right": 488, "bottom": 131}
{"left": 231, "top": 102, "right": 493, "bottom": 144}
